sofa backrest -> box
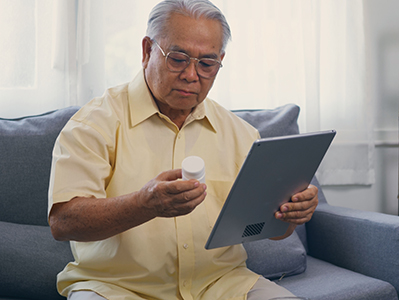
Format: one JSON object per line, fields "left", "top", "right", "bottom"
{"left": 0, "top": 103, "right": 327, "bottom": 228}
{"left": 233, "top": 104, "right": 327, "bottom": 205}
{"left": 0, "top": 106, "right": 80, "bottom": 226}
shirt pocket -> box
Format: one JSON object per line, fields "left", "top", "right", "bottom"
{"left": 204, "top": 179, "right": 234, "bottom": 228}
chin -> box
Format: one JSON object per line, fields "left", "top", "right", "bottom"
{"left": 171, "top": 97, "right": 200, "bottom": 109}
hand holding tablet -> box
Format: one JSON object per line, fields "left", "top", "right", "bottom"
{"left": 205, "top": 130, "right": 336, "bottom": 249}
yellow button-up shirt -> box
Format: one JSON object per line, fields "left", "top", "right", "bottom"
{"left": 48, "top": 71, "right": 260, "bottom": 300}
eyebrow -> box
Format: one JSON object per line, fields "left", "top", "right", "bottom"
{"left": 168, "top": 45, "right": 220, "bottom": 60}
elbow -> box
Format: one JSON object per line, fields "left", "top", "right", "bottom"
{"left": 48, "top": 205, "right": 70, "bottom": 241}
{"left": 49, "top": 216, "right": 68, "bottom": 241}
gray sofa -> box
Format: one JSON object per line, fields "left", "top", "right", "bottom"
{"left": 0, "top": 104, "right": 398, "bottom": 300}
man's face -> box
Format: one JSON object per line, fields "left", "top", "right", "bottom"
{"left": 142, "top": 13, "right": 225, "bottom": 116}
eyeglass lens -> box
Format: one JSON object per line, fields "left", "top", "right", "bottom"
{"left": 166, "top": 52, "right": 221, "bottom": 78}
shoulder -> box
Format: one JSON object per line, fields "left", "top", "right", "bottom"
{"left": 66, "top": 83, "right": 131, "bottom": 140}
{"left": 204, "top": 98, "right": 259, "bottom": 140}
{"left": 73, "top": 83, "right": 129, "bottom": 124}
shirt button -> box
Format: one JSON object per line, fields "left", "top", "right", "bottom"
{"left": 183, "top": 243, "right": 189, "bottom": 249}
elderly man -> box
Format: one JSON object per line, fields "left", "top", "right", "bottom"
{"left": 48, "top": 0, "right": 318, "bottom": 299}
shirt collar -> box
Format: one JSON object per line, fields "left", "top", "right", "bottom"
{"left": 128, "top": 70, "right": 159, "bottom": 128}
{"left": 128, "top": 70, "right": 217, "bottom": 133}
{"left": 183, "top": 100, "right": 217, "bottom": 133}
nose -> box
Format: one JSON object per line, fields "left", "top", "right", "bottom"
{"left": 180, "top": 58, "right": 200, "bottom": 82}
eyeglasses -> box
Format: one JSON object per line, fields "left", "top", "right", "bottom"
{"left": 153, "top": 40, "right": 223, "bottom": 79}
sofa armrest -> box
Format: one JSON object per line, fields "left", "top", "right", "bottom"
{"left": 307, "top": 203, "right": 399, "bottom": 294}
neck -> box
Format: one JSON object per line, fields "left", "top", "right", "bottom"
{"left": 155, "top": 100, "right": 193, "bottom": 129}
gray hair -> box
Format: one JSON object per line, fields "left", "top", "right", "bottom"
{"left": 146, "top": 0, "right": 231, "bottom": 53}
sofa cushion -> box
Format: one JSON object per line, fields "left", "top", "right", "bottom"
{"left": 0, "top": 221, "right": 73, "bottom": 300}
{"left": 0, "top": 106, "right": 80, "bottom": 226}
{"left": 244, "top": 231, "right": 307, "bottom": 280}
{"left": 275, "top": 256, "right": 398, "bottom": 300}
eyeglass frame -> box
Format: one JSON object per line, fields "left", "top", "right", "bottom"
{"left": 152, "top": 40, "right": 223, "bottom": 79}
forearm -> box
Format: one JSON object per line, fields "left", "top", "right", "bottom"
{"left": 269, "top": 224, "right": 297, "bottom": 241}
{"left": 49, "top": 170, "right": 207, "bottom": 242}
{"left": 49, "top": 192, "right": 155, "bottom": 242}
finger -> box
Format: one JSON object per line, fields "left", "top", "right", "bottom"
{"left": 292, "top": 184, "right": 318, "bottom": 202}
{"left": 165, "top": 179, "right": 204, "bottom": 195}
{"left": 280, "top": 195, "right": 317, "bottom": 215}
{"left": 275, "top": 213, "right": 311, "bottom": 225}
{"left": 159, "top": 186, "right": 207, "bottom": 217}
{"left": 275, "top": 197, "right": 318, "bottom": 225}
{"left": 277, "top": 214, "right": 311, "bottom": 225}
{"left": 173, "top": 183, "right": 207, "bottom": 203}
{"left": 156, "top": 169, "right": 183, "bottom": 182}
{"left": 281, "top": 185, "right": 318, "bottom": 213}
{"left": 178, "top": 190, "right": 207, "bottom": 214}
{"left": 276, "top": 204, "right": 315, "bottom": 222}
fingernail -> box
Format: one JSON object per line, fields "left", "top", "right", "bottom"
{"left": 194, "top": 181, "right": 199, "bottom": 187}
{"left": 276, "top": 212, "right": 283, "bottom": 219}
{"left": 282, "top": 206, "right": 288, "bottom": 212}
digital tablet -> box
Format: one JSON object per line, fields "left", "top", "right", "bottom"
{"left": 205, "top": 130, "right": 336, "bottom": 249}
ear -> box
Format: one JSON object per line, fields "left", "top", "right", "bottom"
{"left": 142, "top": 36, "right": 153, "bottom": 69}
{"left": 220, "top": 52, "right": 226, "bottom": 62}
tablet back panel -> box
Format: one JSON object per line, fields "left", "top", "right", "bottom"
{"left": 205, "top": 130, "right": 335, "bottom": 249}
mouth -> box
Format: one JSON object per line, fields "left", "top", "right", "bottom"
{"left": 175, "top": 89, "right": 197, "bottom": 97}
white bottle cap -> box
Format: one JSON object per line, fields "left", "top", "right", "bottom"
{"left": 182, "top": 156, "right": 205, "bottom": 184}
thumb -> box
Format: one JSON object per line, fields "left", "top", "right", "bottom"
{"left": 157, "top": 169, "right": 182, "bottom": 182}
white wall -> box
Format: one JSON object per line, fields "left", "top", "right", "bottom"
{"left": 322, "top": 0, "right": 399, "bottom": 215}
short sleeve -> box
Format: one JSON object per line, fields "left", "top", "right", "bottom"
{"left": 48, "top": 118, "right": 115, "bottom": 215}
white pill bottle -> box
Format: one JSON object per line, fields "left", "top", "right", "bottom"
{"left": 181, "top": 156, "right": 205, "bottom": 184}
